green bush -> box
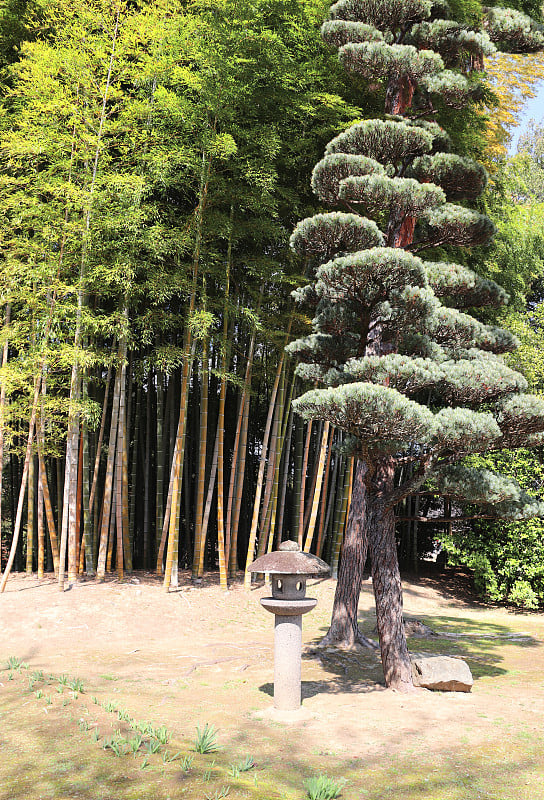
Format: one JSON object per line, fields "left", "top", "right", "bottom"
{"left": 442, "top": 449, "right": 544, "bottom": 608}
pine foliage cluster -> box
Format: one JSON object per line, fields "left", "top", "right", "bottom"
{"left": 290, "top": 0, "right": 544, "bottom": 530}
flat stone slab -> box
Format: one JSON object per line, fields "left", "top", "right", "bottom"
{"left": 411, "top": 655, "right": 473, "bottom": 692}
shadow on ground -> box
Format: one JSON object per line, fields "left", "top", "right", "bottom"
{"left": 301, "top": 613, "right": 540, "bottom": 689}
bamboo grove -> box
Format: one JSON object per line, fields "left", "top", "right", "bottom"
{"left": 0, "top": 0, "right": 544, "bottom": 606}
{"left": 0, "top": 0, "right": 380, "bottom": 591}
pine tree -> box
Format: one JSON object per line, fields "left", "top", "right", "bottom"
{"left": 288, "top": 0, "right": 544, "bottom": 689}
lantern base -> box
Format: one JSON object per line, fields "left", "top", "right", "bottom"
{"left": 252, "top": 705, "right": 317, "bottom": 724}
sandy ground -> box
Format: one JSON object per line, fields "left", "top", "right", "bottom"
{"left": 1, "top": 568, "right": 544, "bottom": 798}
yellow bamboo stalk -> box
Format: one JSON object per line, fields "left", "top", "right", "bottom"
{"left": 96, "top": 365, "right": 121, "bottom": 580}
{"left": 330, "top": 457, "right": 349, "bottom": 578}
{"left": 315, "top": 425, "right": 334, "bottom": 559}
{"left": 163, "top": 339, "right": 192, "bottom": 592}
{"left": 298, "top": 419, "right": 313, "bottom": 548}
{"left": 243, "top": 355, "right": 285, "bottom": 588}
{"left": 89, "top": 361, "right": 112, "bottom": 514}
{"left": 26, "top": 453, "right": 35, "bottom": 573}
{"left": 38, "top": 448, "right": 59, "bottom": 575}
{"left": 0, "top": 304, "right": 10, "bottom": 573}
{"left": 0, "top": 365, "right": 45, "bottom": 593}
{"left": 303, "top": 421, "right": 330, "bottom": 553}
{"left": 37, "top": 458, "right": 44, "bottom": 579}
{"left": 196, "top": 428, "right": 219, "bottom": 577}
{"left": 192, "top": 334, "right": 209, "bottom": 578}
{"left": 163, "top": 146, "right": 211, "bottom": 592}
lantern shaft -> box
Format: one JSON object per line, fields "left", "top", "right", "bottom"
{"left": 274, "top": 614, "right": 302, "bottom": 711}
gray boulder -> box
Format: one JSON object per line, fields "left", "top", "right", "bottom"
{"left": 411, "top": 654, "right": 473, "bottom": 692}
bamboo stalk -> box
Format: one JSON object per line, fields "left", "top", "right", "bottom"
{"left": 192, "top": 335, "right": 209, "bottom": 578}
{"left": 298, "top": 419, "right": 313, "bottom": 548}
{"left": 303, "top": 421, "right": 330, "bottom": 554}
{"left": 315, "top": 426, "right": 335, "bottom": 559}
{"left": 0, "top": 364, "right": 45, "bottom": 592}
{"left": 96, "top": 364, "right": 121, "bottom": 581}
{"left": 26, "top": 453, "right": 35, "bottom": 573}
{"left": 330, "top": 456, "right": 350, "bottom": 578}
{"left": 197, "top": 428, "right": 219, "bottom": 577}
{"left": 81, "top": 378, "right": 93, "bottom": 575}
{"left": 155, "top": 371, "right": 164, "bottom": 563}
{"left": 0, "top": 303, "right": 10, "bottom": 572}
{"left": 163, "top": 146, "right": 211, "bottom": 592}
{"left": 225, "top": 330, "right": 255, "bottom": 567}
{"left": 243, "top": 355, "right": 285, "bottom": 588}
{"left": 37, "top": 457, "right": 44, "bottom": 579}
{"left": 89, "top": 362, "right": 112, "bottom": 514}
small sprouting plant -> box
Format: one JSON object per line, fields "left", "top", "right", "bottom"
{"left": 58, "top": 674, "right": 69, "bottom": 686}
{"left": 57, "top": 685, "right": 64, "bottom": 694}
{"left": 91, "top": 729, "right": 100, "bottom": 743}
{"left": 229, "top": 755, "right": 255, "bottom": 776}
{"left": 91, "top": 696, "right": 99, "bottom": 705}
{"left": 180, "top": 755, "right": 194, "bottom": 771}
{"left": 145, "top": 739, "right": 161, "bottom": 755}
{"left": 5, "top": 656, "right": 23, "bottom": 670}
{"left": 203, "top": 761, "right": 216, "bottom": 782}
{"left": 153, "top": 725, "right": 171, "bottom": 745}
{"left": 205, "top": 787, "right": 230, "bottom": 800}
{"left": 28, "top": 677, "right": 36, "bottom": 691}
{"left": 194, "top": 723, "right": 219, "bottom": 754}
{"left": 45, "top": 695, "right": 52, "bottom": 705}
{"left": 103, "top": 700, "right": 118, "bottom": 713}
{"left": 35, "top": 689, "right": 44, "bottom": 699}
{"left": 62, "top": 699, "right": 69, "bottom": 707}
{"left": 140, "top": 757, "right": 150, "bottom": 770}
{"left": 103, "top": 734, "right": 127, "bottom": 757}
{"left": 31, "top": 670, "right": 44, "bottom": 682}
{"left": 69, "top": 677, "right": 84, "bottom": 693}
{"left": 304, "top": 774, "right": 345, "bottom": 800}
{"left": 128, "top": 735, "right": 143, "bottom": 756}
{"left": 136, "top": 720, "right": 152, "bottom": 735}
{"left": 7, "top": 672, "right": 13, "bottom": 681}
{"left": 78, "top": 719, "right": 89, "bottom": 732}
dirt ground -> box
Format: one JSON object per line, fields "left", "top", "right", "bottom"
{"left": 1, "top": 568, "right": 544, "bottom": 799}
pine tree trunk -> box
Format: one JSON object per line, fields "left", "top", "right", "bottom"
{"left": 368, "top": 460, "right": 413, "bottom": 690}
{"left": 321, "top": 459, "right": 376, "bottom": 648}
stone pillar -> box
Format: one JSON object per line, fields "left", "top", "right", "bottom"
{"left": 274, "top": 614, "right": 302, "bottom": 711}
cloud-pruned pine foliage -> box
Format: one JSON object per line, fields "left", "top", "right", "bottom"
{"left": 289, "top": 0, "right": 544, "bottom": 521}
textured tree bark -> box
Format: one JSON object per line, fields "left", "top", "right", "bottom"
{"left": 321, "top": 461, "right": 376, "bottom": 649}
{"left": 368, "top": 459, "right": 413, "bottom": 690}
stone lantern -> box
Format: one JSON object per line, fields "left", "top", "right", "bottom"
{"left": 248, "top": 541, "right": 329, "bottom": 713}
